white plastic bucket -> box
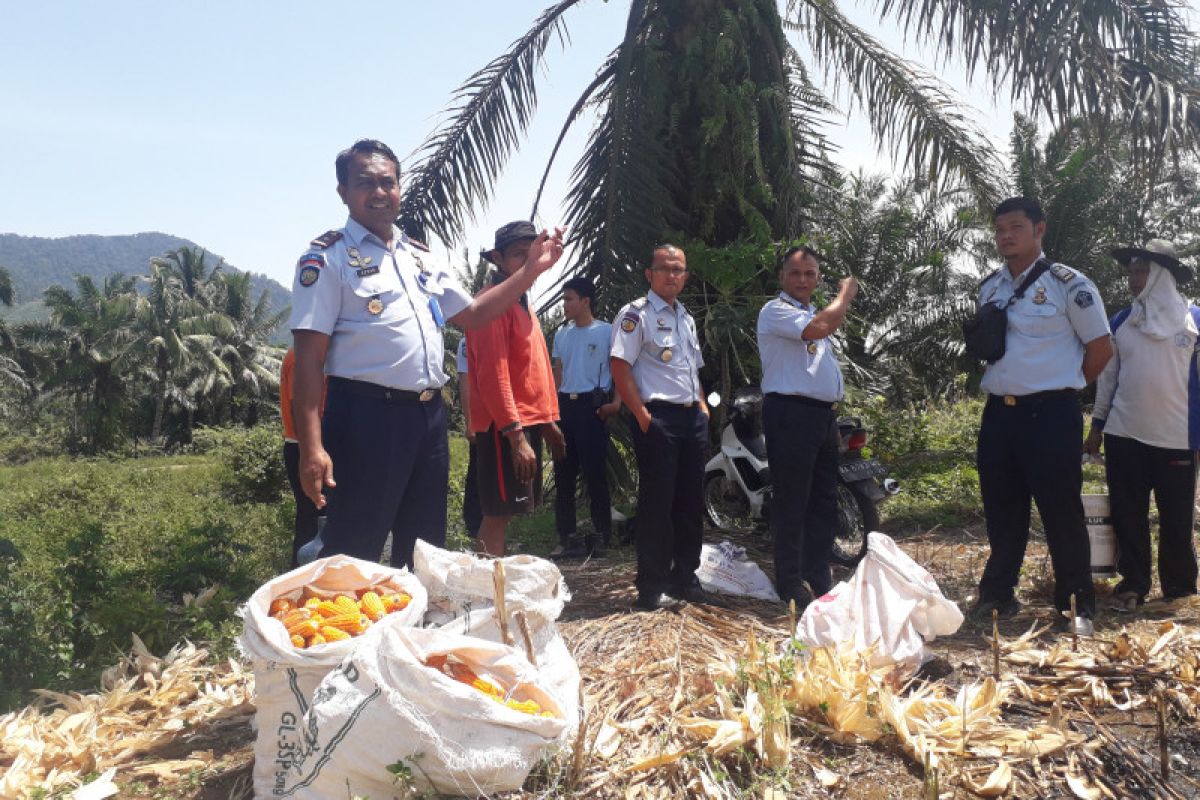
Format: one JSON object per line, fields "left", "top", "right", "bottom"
{"left": 1082, "top": 494, "right": 1116, "bottom": 576}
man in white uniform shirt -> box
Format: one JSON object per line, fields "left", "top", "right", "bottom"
{"left": 756, "top": 246, "right": 858, "bottom": 608}
{"left": 1085, "top": 239, "right": 1199, "bottom": 609}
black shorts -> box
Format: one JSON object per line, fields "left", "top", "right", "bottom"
{"left": 475, "top": 424, "right": 544, "bottom": 517}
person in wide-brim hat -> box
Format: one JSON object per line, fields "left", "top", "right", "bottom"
{"left": 1111, "top": 238, "right": 1194, "bottom": 286}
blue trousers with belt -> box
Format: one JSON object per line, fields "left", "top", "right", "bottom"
{"left": 977, "top": 392, "right": 1095, "bottom": 617}
{"left": 318, "top": 378, "right": 449, "bottom": 569}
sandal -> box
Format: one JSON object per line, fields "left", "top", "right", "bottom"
{"left": 1109, "top": 591, "right": 1143, "bottom": 612}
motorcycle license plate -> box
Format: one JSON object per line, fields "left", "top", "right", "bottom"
{"left": 839, "top": 458, "right": 887, "bottom": 481}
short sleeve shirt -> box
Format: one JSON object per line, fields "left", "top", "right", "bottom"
{"left": 978, "top": 256, "right": 1110, "bottom": 395}
{"left": 552, "top": 320, "right": 613, "bottom": 393}
{"left": 610, "top": 291, "right": 703, "bottom": 404}
{"left": 756, "top": 293, "right": 844, "bottom": 401}
{"left": 288, "top": 217, "right": 472, "bottom": 390}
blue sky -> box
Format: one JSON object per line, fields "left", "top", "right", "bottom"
{"left": 2, "top": 1, "right": 1189, "bottom": 296}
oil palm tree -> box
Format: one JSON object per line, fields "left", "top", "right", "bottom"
{"left": 398, "top": 0, "right": 1199, "bottom": 306}
{"left": 0, "top": 266, "right": 13, "bottom": 307}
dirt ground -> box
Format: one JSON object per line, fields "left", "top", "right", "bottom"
{"left": 78, "top": 520, "right": 1200, "bottom": 798}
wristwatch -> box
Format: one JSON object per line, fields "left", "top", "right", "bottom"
{"left": 500, "top": 421, "right": 523, "bottom": 435}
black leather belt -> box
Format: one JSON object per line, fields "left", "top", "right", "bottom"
{"left": 765, "top": 392, "right": 837, "bottom": 410}
{"left": 989, "top": 388, "right": 1077, "bottom": 407}
{"left": 645, "top": 400, "right": 695, "bottom": 410}
{"left": 328, "top": 376, "right": 439, "bottom": 402}
{"left": 559, "top": 391, "right": 601, "bottom": 401}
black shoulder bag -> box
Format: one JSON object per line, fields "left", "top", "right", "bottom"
{"left": 962, "top": 260, "right": 1051, "bottom": 363}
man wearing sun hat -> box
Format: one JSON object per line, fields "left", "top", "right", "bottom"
{"left": 1086, "top": 239, "right": 1200, "bottom": 610}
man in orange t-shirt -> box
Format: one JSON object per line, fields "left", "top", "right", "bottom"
{"left": 280, "top": 348, "right": 325, "bottom": 566}
{"left": 467, "top": 221, "right": 566, "bottom": 556}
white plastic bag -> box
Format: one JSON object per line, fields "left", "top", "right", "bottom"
{"left": 238, "top": 555, "right": 427, "bottom": 797}
{"left": 275, "top": 624, "right": 569, "bottom": 798}
{"left": 797, "top": 532, "right": 962, "bottom": 666}
{"left": 697, "top": 541, "right": 780, "bottom": 601}
{"left": 414, "top": 540, "right": 569, "bottom": 628}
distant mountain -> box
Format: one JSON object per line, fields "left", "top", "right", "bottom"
{"left": 0, "top": 233, "right": 291, "bottom": 338}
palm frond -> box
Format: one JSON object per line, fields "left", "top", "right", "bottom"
{"left": 397, "top": 0, "right": 586, "bottom": 243}
{"left": 788, "top": 0, "right": 1006, "bottom": 206}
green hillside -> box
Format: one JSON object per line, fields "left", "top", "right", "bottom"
{"left": 0, "top": 232, "right": 290, "bottom": 336}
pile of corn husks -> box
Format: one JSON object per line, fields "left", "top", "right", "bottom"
{"left": 0, "top": 635, "right": 254, "bottom": 799}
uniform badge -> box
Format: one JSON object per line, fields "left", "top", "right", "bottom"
{"left": 1032, "top": 286, "right": 1047, "bottom": 305}
{"left": 298, "top": 265, "right": 320, "bottom": 287}
{"left": 660, "top": 348, "right": 674, "bottom": 363}
{"left": 806, "top": 341, "right": 818, "bottom": 355}
{"left": 657, "top": 318, "right": 666, "bottom": 327}
{"left": 621, "top": 313, "right": 639, "bottom": 333}
{"left": 367, "top": 296, "right": 384, "bottom": 315}
{"left": 310, "top": 230, "right": 343, "bottom": 249}
{"left": 356, "top": 266, "right": 380, "bottom": 277}
{"left": 1073, "top": 290, "right": 1094, "bottom": 309}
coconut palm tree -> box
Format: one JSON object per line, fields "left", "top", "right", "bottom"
{"left": 398, "top": 0, "right": 1199, "bottom": 306}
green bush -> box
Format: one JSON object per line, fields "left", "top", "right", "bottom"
{"left": 194, "top": 424, "right": 288, "bottom": 504}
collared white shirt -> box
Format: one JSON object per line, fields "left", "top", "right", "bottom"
{"left": 978, "top": 254, "right": 1110, "bottom": 396}
{"left": 756, "top": 292, "right": 844, "bottom": 402}
{"left": 610, "top": 290, "right": 703, "bottom": 404}
{"left": 289, "top": 217, "right": 472, "bottom": 390}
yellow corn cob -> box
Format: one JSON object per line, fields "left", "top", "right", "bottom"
{"left": 359, "top": 591, "right": 386, "bottom": 621}
{"left": 322, "top": 612, "right": 368, "bottom": 635}
{"left": 320, "top": 625, "right": 352, "bottom": 642}
{"left": 290, "top": 634, "right": 306, "bottom": 648}
{"left": 333, "top": 595, "right": 359, "bottom": 615}
{"left": 384, "top": 593, "right": 411, "bottom": 613}
{"left": 270, "top": 597, "right": 296, "bottom": 616}
{"left": 280, "top": 609, "right": 316, "bottom": 637}
{"left": 307, "top": 632, "right": 327, "bottom": 647}
{"left": 505, "top": 699, "right": 541, "bottom": 715}
{"left": 303, "top": 597, "right": 323, "bottom": 611}
{"left": 314, "top": 600, "right": 343, "bottom": 618}
{"left": 472, "top": 678, "right": 504, "bottom": 698}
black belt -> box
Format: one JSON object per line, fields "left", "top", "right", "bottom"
{"left": 765, "top": 392, "right": 837, "bottom": 410}
{"left": 645, "top": 400, "right": 695, "bottom": 410}
{"left": 328, "top": 376, "right": 440, "bottom": 402}
{"left": 988, "top": 388, "right": 1077, "bottom": 407}
{"left": 559, "top": 390, "right": 603, "bottom": 401}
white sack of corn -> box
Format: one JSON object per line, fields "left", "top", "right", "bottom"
{"left": 798, "top": 532, "right": 962, "bottom": 666}
{"left": 238, "top": 555, "right": 426, "bottom": 798}
{"left": 439, "top": 605, "right": 581, "bottom": 730}
{"left": 274, "top": 624, "right": 568, "bottom": 798}
{"left": 414, "top": 540, "right": 568, "bottom": 627}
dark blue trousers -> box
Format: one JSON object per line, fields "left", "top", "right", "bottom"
{"left": 977, "top": 392, "right": 1095, "bottom": 617}
{"left": 284, "top": 441, "right": 323, "bottom": 567}
{"left": 318, "top": 379, "right": 449, "bottom": 569}
{"left": 763, "top": 395, "right": 839, "bottom": 599}
{"left": 628, "top": 403, "right": 707, "bottom": 598}
{"left": 554, "top": 394, "right": 612, "bottom": 543}
{"left": 462, "top": 441, "right": 481, "bottom": 538}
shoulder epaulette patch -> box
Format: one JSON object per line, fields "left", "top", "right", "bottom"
{"left": 402, "top": 233, "right": 430, "bottom": 253}
{"left": 630, "top": 297, "right": 648, "bottom": 309}
{"left": 976, "top": 269, "right": 1000, "bottom": 291}
{"left": 1049, "top": 263, "right": 1076, "bottom": 283}
{"left": 310, "top": 230, "right": 343, "bottom": 249}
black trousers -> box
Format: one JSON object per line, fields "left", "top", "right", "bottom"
{"left": 283, "top": 441, "right": 323, "bottom": 568}
{"left": 1104, "top": 434, "right": 1199, "bottom": 599}
{"left": 763, "top": 394, "right": 839, "bottom": 599}
{"left": 318, "top": 379, "right": 449, "bottom": 569}
{"left": 554, "top": 394, "right": 612, "bottom": 543}
{"left": 977, "top": 392, "right": 1095, "bottom": 616}
{"left": 628, "top": 403, "right": 707, "bottom": 597}
{"left": 462, "top": 440, "right": 481, "bottom": 537}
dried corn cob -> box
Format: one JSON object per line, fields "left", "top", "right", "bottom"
{"left": 333, "top": 595, "right": 359, "bottom": 615}
{"left": 359, "top": 591, "right": 386, "bottom": 621}
{"left": 320, "top": 626, "right": 351, "bottom": 642}
{"left": 290, "top": 634, "right": 306, "bottom": 648}
{"left": 307, "top": 632, "right": 327, "bottom": 647}
{"left": 322, "top": 612, "right": 368, "bottom": 635}
{"left": 270, "top": 597, "right": 296, "bottom": 616}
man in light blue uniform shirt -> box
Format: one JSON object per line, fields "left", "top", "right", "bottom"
{"left": 290, "top": 139, "right": 564, "bottom": 568}
{"left": 611, "top": 244, "right": 712, "bottom": 611}
{"left": 972, "top": 197, "right": 1112, "bottom": 635}
{"left": 551, "top": 277, "right": 621, "bottom": 559}
{"left": 757, "top": 246, "right": 858, "bottom": 608}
